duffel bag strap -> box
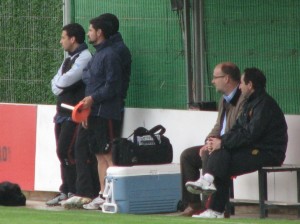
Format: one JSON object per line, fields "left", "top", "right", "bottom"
{"left": 132, "top": 127, "right": 148, "bottom": 143}
{"left": 133, "top": 127, "right": 149, "bottom": 136}
{"left": 126, "top": 127, "right": 147, "bottom": 139}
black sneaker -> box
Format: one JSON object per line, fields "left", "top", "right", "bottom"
{"left": 46, "top": 193, "right": 67, "bottom": 206}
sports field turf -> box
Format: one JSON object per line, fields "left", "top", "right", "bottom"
{"left": 0, "top": 206, "right": 298, "bottom": 224}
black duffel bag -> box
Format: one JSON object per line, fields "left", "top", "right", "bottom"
{"left": 112, "top": 125, "right": 173, "bottom": 166}
{"left": 0, "top": 181, "right": 26, "bottom": 206}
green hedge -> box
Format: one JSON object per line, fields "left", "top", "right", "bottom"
{"left": 0, "top": 0, "right": 62, "bottom": 104}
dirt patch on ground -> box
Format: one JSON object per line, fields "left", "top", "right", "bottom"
{"left": 26, "top": 200, "right": 65, "bottom": 211}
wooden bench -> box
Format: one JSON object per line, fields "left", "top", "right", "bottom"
{"left": 229, "top": 164, "right": 300, "bottom": 218}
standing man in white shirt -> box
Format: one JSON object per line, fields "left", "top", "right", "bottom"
{"left": 47, "top": 23, "right": 92, "bottom": 206}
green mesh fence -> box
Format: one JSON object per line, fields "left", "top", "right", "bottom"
{"left": 72, "top": 0, "right": 187, "bottom": 109}
{"left": 1, "top": 0, "right": 300, "bottom": 114}
{"left": 0, "top": 0, "right": 63, "bottom": 104}
{"left": 203, "top": 0, "right": 300, "bottom": 114}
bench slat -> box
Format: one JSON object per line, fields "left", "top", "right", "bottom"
{"left": 230, "top": 199, "right": 300, "bottom": 206}
{"left": 262, "top": 164, "right": 300, "bottom": 172}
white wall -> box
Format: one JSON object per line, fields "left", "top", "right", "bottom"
{"left": 35, "top": 106, "right": 300, "bottom": 202}
{"left": 35, "top": 105, "right": 60, "bottom": 191}
{"left": 122, "top": 108, "right": 218, "bottom": 163}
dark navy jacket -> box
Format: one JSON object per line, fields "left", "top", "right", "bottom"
{"left": 110, "top": 32, "right": 132, "bottom": 102}
{"left": 82, "top": 40, "right": 122, "bottom": 120}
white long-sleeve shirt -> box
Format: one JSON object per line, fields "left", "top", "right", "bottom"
{"left": 51, "top": 49, "right": 92, "bottom": 96}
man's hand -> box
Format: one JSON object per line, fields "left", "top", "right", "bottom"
{"left": 81, "top": 96, "right": 93, "bottom": 109}
{"left": 206, "top": 137, "right": 222, "bottom": 154}
{"left": 82, "top": 120, "right": 88, "bottom": 129}
{"left": 199, "top": 145, "right": 208, "bottom": 157}
{"left": 80, "top": 96, "right": 93, "bottom": 129}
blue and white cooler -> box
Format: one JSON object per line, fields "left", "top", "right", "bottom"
{"left": 102, "top": 163, "right": 181, "bottom": 214}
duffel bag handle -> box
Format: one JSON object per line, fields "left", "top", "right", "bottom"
{"left": 130, "top": 127, "right": 160, "bottom": 145}
{"left": 129, "top": 125, "right": 165, "bottom": 145}
{"left": 148, "top": 125, "right": 166, "bottom": 136}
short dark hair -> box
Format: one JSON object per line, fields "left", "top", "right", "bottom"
{"left": 220, "top": 62, "right": 241, "bottom": 82}
{"left": 62, "top": 23, "right": 85, "bottom": 44}
{"left": 98, "top": 13, "right": 119, "bottom": 35}
{"left": 243, "top": 67, "right": 266, "bottom": 90}
{"left": 89, "top": 16, "right": 113, "bottom": 39}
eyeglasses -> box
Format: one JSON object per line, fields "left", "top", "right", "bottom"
{"left": 212, "top": 75, "right": 226, "bottom": 79}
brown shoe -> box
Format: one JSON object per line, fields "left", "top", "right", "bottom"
{"left": 180, "top": 204, "right": 202, "bottom": 217}
{"left": 180, "top": 206, "right": 195, "bottom": 216}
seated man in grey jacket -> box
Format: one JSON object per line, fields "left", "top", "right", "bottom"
{"left": 180, "top": 62, "right": 245, "bottom": 216}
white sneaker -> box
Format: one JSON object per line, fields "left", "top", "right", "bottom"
{"left": 185, "top": 185, "right": 202, "bottom": 194}
{"left": 62, "top": 196, "right": 92, "bottom": 209}
{"left": 185, "top": 177, "right": 216, "bottom": 195}
{"left": 83, "top": 196, "right": 105, "bottom": 210}
{"left": 192, "top": 209, "right": 224, "bottom": 218}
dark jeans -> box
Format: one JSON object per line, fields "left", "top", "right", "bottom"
{"left": 75, "top": 125, "right": 100, "bottom": 198}
{"left": 206, "top": 148, "right": 282, "bottom": 213}
{"left": 180, "top": 146, "right": 202, "bottom": 207}
{"left": 55, "top": 120, "right": 78, "bottom": 195}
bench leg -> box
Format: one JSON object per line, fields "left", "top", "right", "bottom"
{"left": 229, "top": 178, "right": 235, "bottom": 215}
{"left": 297, "top": 170, "right": 300, "bottom": 218}
{"left": 258, "top": 169, "right": 267, "bottom": 218}
{"left": 225, "top": 179, "right": 235, "bottom": 217}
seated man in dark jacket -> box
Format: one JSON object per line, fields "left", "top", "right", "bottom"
{"left": 186, "top": 67, "right": 288, "bottom": 218}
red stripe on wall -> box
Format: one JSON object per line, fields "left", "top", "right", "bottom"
{"left": 0, "top": 104, "right": 37, "bottom": 191}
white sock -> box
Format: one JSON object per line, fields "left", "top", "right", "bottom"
{"left": 203, "top": 173, "right": 214, "bottom": 184}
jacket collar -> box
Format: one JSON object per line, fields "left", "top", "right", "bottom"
{"left": 69, "top": 43, "right": 88, "bottom": 56}
{"left": 94, "top": 39, "right": 112, "bottom": 52}
{"left": 110, "top": 32, "right": 123, "bottom": 43}
{"left": 224, "top": 88, "right": 242, "bottom": 106}
{"left": 247, "top": 88, "right": 266, "bottom": 102}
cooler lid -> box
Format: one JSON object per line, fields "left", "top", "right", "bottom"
{"left": 106, "top": 163, "right": 180, "bottom": 177}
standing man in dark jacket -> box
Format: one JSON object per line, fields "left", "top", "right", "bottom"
{"left": 186, "top": 67, "right": 288, "bottom": 218}
{"left": 47, "top": 23, "right": 91, "bottom": 206}
{"left": 82, "top": 13, "right": 132, "bottom": 210}
{"left": 82, "top": 14, "right": 122, "bottom": 209}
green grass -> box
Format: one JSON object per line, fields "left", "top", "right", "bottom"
{"left": 0, "top": 206, "right": 298, "bottom": 224}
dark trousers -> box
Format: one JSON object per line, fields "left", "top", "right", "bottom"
{"left": 75, "top": 125, "right": 100, "bottom": 198}
{"left": 180, "top": 146, "right": 202, "bottom": 207}
{"left": 55, "top": 120, "right": 78, "bottom": 195}
{"left": 206, "top": 148, "right": 282, "bottom": 213}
